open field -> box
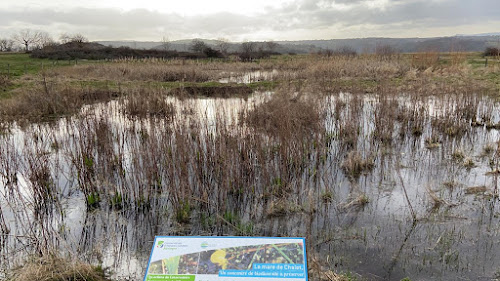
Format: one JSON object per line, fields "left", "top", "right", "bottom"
{"left": 1, "top": 52, "right": 500, "bottom": 280}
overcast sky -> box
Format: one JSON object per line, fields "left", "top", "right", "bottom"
{"left": 0, "top": 0, "right": 499, "bottom": 42}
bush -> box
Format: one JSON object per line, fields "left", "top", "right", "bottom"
{"left": 484, "top": 47, "right": 499, "bottom": 57}
{"left": 375, "top": 44, "right": 398, "bottom": 60}
{"left": 333, "top": 46, "right": 357, "bottom": 57}
{"left": 203, "top": 46, "right": 223, "bottom": 58}
{"left": 238, "top": 50, "right": 277, "bottom": 62}
{"left": 31, "top": 42, "right": 209, "bottom": 60}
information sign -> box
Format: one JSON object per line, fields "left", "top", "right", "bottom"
{"left": 143, "top": 236, "right": 308, "bottom": 281}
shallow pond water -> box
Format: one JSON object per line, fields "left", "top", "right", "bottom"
{"left": 218, "top": 70, "right": 279, "bottom": 84}
{"left": 1, "top": 91, "right": 499, "bottom": 281}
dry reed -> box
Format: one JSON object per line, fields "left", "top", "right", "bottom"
{"left": 8, "top": 255, "right": 109, "bottom": 281}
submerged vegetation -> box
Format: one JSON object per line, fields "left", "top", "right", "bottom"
{"left": 0, "top": 51, "right": 499, "bottom": 280}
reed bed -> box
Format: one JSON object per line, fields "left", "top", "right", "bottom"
{"left": 0, "top": 79, "right": 119, "bottom": 122}
{"left": 54, "top": 59, "right": 268, "bottom": 83}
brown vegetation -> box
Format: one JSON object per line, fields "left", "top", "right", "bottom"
{"left": 242, "top": 88, "right": 322, "bottom": 138}
{"left": 0, "top": 80, "right": 119, "bottom": 122}
{"left": 1, "top": 51, "right": 500, "bottom": 280}
{"left": 341, "top": 151, "right": 375, "bottom": 179}
{"left": 8, "top": 255, "right": 109, "bottom": 281}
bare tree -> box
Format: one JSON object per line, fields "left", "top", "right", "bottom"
{"left": 0, "top": 38, "right": 14, "bottom": 52}
{"left": 240, "top": 41, "right": 256, "bottom": 54}
{"left": 12, "top": 29, "right": 43, "bottom": 52}
{"left": 216, "top": 38, "right": 230, "bottom": 54}
{"left": 161, "top": 36, "right": 171, "bottom": 51}
{"left": 60, "top": 33, "right": 88, "bottom": 44}
{"left": 240, "top": 42, "right": 256, "bottom": 61}
{"left": 59, "top": 33, "right": 71, "bottom": 43}
{"left": 265, "top": 41, "right": 278, "bottom": 52}
{"left": 36, "top": 31, "right": 55, "bottom": 49}
{"left": 190, "top": 39, "right": 207, "bottom": 53}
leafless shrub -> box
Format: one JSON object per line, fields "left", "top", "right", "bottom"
{"left": 484, "top": 47, "right": 500, "bottom": 57}
{"left": 0, "top": 38, "right": 14, "bottom": 52}
{"left": 375, "top": 44, "right": 399, "bottom": 60}
{"left": 411, "top": 51, "right": 440, "bottom": 70}
{"left": 333, "top": 46, "right": 357, "bottom": 57}
{"left": 449, "top": 52, "right": 467, "bottom": 66}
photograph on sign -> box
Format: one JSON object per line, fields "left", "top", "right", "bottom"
{"left": 144, "top": 236, "right": 308, "bottom": 281}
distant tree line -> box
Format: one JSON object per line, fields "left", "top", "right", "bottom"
{"left": 31, "top": 39, "right": 281, "bottom": 61}
{"left": 31, "top": 43, "right": 209, "bottom": 60}
{"left": 0, "top": 29, "right": 85, "bottom": 52}
{"left": 1, "top": 29, "right": 283, "bottom": 61}
{"left": 319, "top": 46, "right": 358, "bottom": 57}
{"left": 187, "top": 39, "right": 281, "bottom": 61}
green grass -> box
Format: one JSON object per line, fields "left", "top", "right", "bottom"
{"left": 0, "top": 53, "right": 107, "bottom": 99}
{"left": 0, "top": 52, "right": 106, "bottom": 77}
{"left": 0, "top": 53, "right": 51, "bottom": 77}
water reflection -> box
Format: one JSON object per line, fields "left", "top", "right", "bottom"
{"left": 218, "top": 70, "right": 279, "bottom": 84}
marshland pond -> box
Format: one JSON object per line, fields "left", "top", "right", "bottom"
{"left": 1, "top": 53, "right": 500, "bottom": 280}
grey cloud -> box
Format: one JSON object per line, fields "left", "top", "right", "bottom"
{"left": 0, "top": 8, "right": 259, "bottom": 39}
{"left": 269, "top": 0, "right": 500, "bottom": 30}
{"left": 0, "top": 0, "right": 499, "bottom": 40}
{"left": 0, "top": 8, "right": 181, "bottom": 28}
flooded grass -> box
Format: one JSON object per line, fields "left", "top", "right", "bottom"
{"left": 0, "top": 53, "right": 500, "bottom": 280}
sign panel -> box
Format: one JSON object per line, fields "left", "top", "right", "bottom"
{"left": 143, "top": 236, "right": 308, "bottom": 281}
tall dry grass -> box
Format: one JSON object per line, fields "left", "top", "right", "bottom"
{"left": 55, "top": 59, "right": 269, "bottom": 82}
{"left": 7, "top": 255, "right": 109, "bottom": 281}
{"left": 411, "top": 51, "right": 440, "bottom": 70}
{"left": 0, "top": 78, "right": 119, "bottom": 122}
{"left": 242, "top": 88, "right": 323, "bottom": 138}
{"left": 295, "top": 54, "right": 409, "bottom": 81}
{"left": 122, "top": 88, "right": 175, "bottom": 119}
